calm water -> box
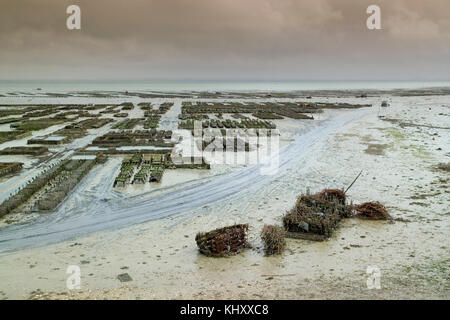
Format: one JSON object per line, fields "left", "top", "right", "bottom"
{"left": 1, "top": 80, "right": 450, "bottom": 94}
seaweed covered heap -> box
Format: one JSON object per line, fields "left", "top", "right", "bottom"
{"left": 283, "top": 189, "right": 392, "bottom": 241}
{"left": 195, "top": 224, "right": 250, "bottom": 257}
{"left": 354, "top": 201, "right": 392, "bottom": 220}
{"left": 283, "top": 189, "right": 353, "bottom": 241}
{"left": 261, "top": 224, "right": 286, "bottom": 256}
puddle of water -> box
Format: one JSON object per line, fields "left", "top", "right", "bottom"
{"left": 116, "top": 146, "right": 173, "bottom": 151}
{"left": 86, "top": 146, "right": 107, "bottom": 151}
{"left": 45, "top": 135, "right": 66, "bottom": 141}
{"left": 71, "top": 155, "right": 97, "bottom": 160}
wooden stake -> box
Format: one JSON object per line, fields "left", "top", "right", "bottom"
{"left": 345, "top": 170, "right": 362, "bottom": 194}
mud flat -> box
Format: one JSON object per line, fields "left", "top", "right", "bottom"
{"left": 0, "top": 91, "right": 448, "bottom": 300}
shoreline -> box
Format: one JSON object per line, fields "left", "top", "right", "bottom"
{"left": 1, "top": 86, "right": 450, "bottom": 102}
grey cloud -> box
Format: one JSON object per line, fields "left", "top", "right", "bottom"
{"left": 0, "top": 0, "right": 449, "bottom": 80}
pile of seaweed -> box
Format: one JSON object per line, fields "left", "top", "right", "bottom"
{"left": 354, "top": 201, "right": 392, "bottom": 220}
{"left": 261, "top": 224, "right": 286, "bottom": 256}
{"left": 283, "top": 189, "right": 392, "bottom": 241}
{"left": 195, "top": 224, "right": 250, "bottom": 257}
{"left": 283, "top": 189, "right": 353, "bottom": 241}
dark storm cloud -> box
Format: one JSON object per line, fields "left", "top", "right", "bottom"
{"left": 0, "top": 0, "right": 449, "bottom": 79}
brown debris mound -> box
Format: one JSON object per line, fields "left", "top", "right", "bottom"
{"left": 296, "top": 189, "right": 352, "bottom": 218}
{"left": 195, "top": 224, "right": 250, "bottom": 257}
{"left": 354, "top": 202, "right": 392, "bottom": 220}
{"left": 283, "top": 189, "right": 353, "bottom": 241}
{"left": 319, "top": 189, "right": 346, "bottom": 205}
{"left": 261, "top": 225, "right": 286, "bottom": 256}
{"left": 436, "top": 163, "right": 450, "bottom": 172}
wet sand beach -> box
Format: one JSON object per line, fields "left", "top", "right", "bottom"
{"left": 0, "top": 90, "right": 448, "bottom": 300}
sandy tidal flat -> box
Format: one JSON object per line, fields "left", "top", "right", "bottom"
{"left": 0, "top": 95, "right": 448, "bottom": 300}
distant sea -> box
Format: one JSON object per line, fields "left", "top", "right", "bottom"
{"left": 1, "top": 80, "right": 450, "bottom": 94}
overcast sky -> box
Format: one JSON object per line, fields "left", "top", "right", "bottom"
{"left": 0, "top": 0, "right": 449, "bottom": 80}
